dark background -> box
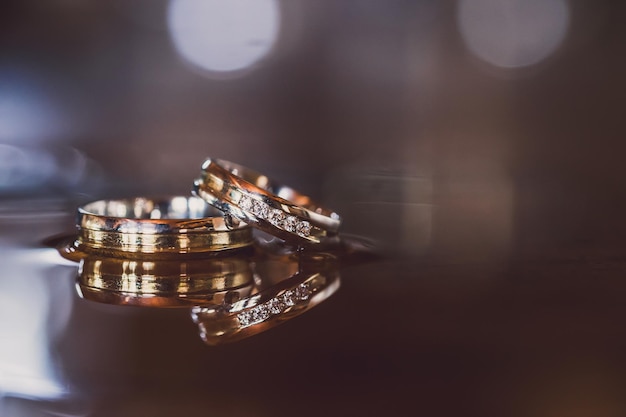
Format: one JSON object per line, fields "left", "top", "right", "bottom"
{"left": 1, "top": 1, "right": 626, "bottom": 416}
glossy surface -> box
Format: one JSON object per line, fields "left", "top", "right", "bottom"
{"left": 2, "top": 1, "right": 626, "bottom": 416}
{"left": 195, "top": 158, "right": 341, "bottom": 244}
{"left": 6, "top": 200, "right": 626, "bottom": 416}
{"left": 75, "top": 196, "right": 253, "bottom": 257}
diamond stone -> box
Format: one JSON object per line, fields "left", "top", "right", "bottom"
{"left": 295, "top": 284, "right": 311, "bottom": 301}
{"left": 237, "top": 311, "right": 253, "bottom": 326}
{"left": 267, "top": 298, "right": 286, "bottom": 314}
{"left": 239, "top": 195, "right": 253, "bottom": 212}
{"left": 282, "top": 290, "right": 297, "bottom": 307}
{"left": 252, "top": 200, "right": 270, "bottom": 218}
{"left": 268, "top": 209, "right": 286, "bottom": 226}
{"left": 250, "top": 305, "right": 270, "bottom": 323}
{"left": 296, "top": 221, "right": 312, "bottom": 237}
{"left": 283, "top": 216, "right": 298, "bottom": 232}
{"left": 237, "top": 284, "right": 315, "bottom": 328}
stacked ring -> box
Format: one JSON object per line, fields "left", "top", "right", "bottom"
{"left": 74, "top": 196, "right": 253, "bottom": 258}
{"left": 193, "top": 158, "right": 342, "bottom": 244}
{"left": 58, "top": 160, "right": 350, "bottom": 342}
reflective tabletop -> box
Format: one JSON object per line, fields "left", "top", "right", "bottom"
{"left": 2, "top": 1, "right": 626, "bottom": 416}
{"left": 3, "top": 198, "right": 626, "bottom": 416}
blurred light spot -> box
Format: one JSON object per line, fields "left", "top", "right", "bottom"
{"left": 0, "top": 86, "right": 62, "bottom": 144}
{"left": 114, "top": 203, "right": 128, "bottom": 218}
{"left": 0, "top": 249, "right": 74, "bottom": 399}
{"left": 170, "top": 196, "right": 189, "bottom": 216}
{"left": 457, "top": 0, "right": 570, "bottom": 68}
{"left": 150, "top": 208, "right": 162, "bottom": 219}
{"left": 167, "top": 0, "right": 280, "bottom": 77}
{"left": 188, "top": 196, "right": 207, "bottom": 215}
{"left": 0, "top": 145, "right": 56, "bottom": 189}
{"left": 257, "top": 175, "right": 269, "bottom": 189}
{"left": 0, "top": 144, "right": 94, "bottom": 191}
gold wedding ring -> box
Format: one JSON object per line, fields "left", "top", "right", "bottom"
{"left": 192, "top": 268, "right": 340, "bottom": 344}
{"left": 76, "top": 254, "right": 254, "bottom": 307}
{"left": 193, "top": 158, "right": 342, "bottom": 244}
{"left": 74, "top": 196, "right": 253, "bottom": 258}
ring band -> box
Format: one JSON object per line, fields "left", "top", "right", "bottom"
{"left": 192, "top": 268, "right": 340, "bottom": 344}
{"left": 193, "top": 158, "right": 341, "bottom": 244}
{"left": 76, "top": 255, "right": 254, "bottom": 307}
{"left": 75, "top": 196, "right": 253, "bottom": 258}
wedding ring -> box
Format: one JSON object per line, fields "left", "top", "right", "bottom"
{"left": 192, "top": 252, "right": 340, "bottom": 344}
{"left": 193, "top": 158, "right": 341, "bottom": 244}
{"left": 75, "top": 196, "right": 253, "bottom": 258}
{"left": 76, "top": 254, "right": 254, "bottom": 307}
{"left": 192, "top": 269, "right": 340, "bottom": 344}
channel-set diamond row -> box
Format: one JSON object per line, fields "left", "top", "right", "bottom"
{"left": 237, "top": 283, "right": 312, "bottom": 327}
{"left": 239, "top": 195, "right": 312, "bottom": 237}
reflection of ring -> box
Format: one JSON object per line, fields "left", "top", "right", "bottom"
{"left": 76, "top": 255, "right": 254, "bottom": 307}
{"left": 192, "top": 268, "right": 340, "bottom": 344}
{"left": 193, "top": 158, "right": 341, "bottom": 244}
{"left": 75, "top": 196, "right": 253, "bottom": 258}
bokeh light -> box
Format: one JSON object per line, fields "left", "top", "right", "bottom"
{"left": 0, "top": 249, "right": 74, "bottom": 400}
{"left": 167, "top": 0, "right": 280, "bottom": 77}
{"left": 457, "top": 0, "right": 570, "bottom": 68}
{"left": 0, "top": 87, "right": 61, "bottom": 144}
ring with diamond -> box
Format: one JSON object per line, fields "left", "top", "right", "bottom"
{"left": 192, "top": 268, "right": 340, "bottom": 344}
{"left": 76, "top": 254, "right": 254, "bottom": 307}
{"left": 74, "top": 196, "right": 253, "bottom": 258}
{"left": 193, "top": 158, "right": 342, "bottom": 244}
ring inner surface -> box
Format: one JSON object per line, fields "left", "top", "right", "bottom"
{"left": 82, "top": 196, "right": 222, "bottom": 220}
{"left": 212, "top": 159, "right": 333, "bottom": 216}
